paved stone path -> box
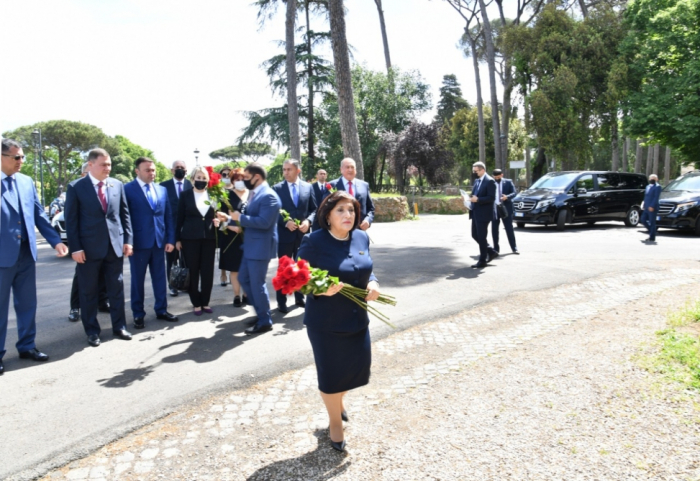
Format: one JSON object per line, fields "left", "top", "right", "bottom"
{"left": 38, "top": 267, "right": 700, "bottom": 481}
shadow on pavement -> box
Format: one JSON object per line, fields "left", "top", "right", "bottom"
{"left": 372, "top": 246, "right": 463, "bottom": 288}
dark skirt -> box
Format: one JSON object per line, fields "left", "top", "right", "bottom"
{"left": 218, "top": 232, "right": 243, "bottom": 272}
{"left": 307, "top": 327, "right": 371, "bottom": 394}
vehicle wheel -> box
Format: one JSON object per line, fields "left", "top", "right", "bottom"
{"left": 695, "top": 217, "right": 700, "bottom": 236}
{"left": 587, "top": 221, "right": 596, "bottom": 226}
{"left": 624, "top": 208, "right": 641, "bottom": 227}
{"left": 556, "top": 210, "right": 567, "bottom": 231}
{"left": 516, "top": 222, "right": 525, "bottom": 229}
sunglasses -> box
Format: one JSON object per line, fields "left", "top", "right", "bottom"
{"left": 2, "top": 153, "right": 26, "bottom": 161}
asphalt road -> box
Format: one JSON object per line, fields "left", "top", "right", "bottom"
{"left": 2, "top": 215, "right": 697, "bottom": 480}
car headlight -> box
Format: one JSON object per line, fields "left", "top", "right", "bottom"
{"left": 676, "top": 201, "right": 696, "bottom": 212}
{"left": 536, "top": 198, "right": 555, "bottom": 209}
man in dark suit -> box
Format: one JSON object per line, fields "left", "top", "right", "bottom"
{"left": 0, "top": 139, "right": 69, "bottom": 375}
{"left": 160, "top": 160, "right": 192, "bottom": 296}
{"left": 491, "top": 169, "right": 519, "bottom": 254}
{"left": 469, "top": 161, "right": 499, "bottom": 268}
{"left": 641, "top": 174, "right": 662, "bottom": 243}
{"left": 311, "top": 168, "right": 330, "bottom": 207}
{"left": 125, "top": 157, "right": 178, "bottom": 330}
{"left": 64, "top": 148, "right": 134, "bottom": 347}
{"left": 272, "top": 159, "right": 317, "bottom": 313}
{"left": 331, "top": 158, "right": 374, "bottom": 230}
{"left": 217, "top": 163, "right": 281, "bottom": 335}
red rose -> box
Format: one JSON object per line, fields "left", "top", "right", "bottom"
{"left": 325, "top": 183, "right": 333, "bottom": 191}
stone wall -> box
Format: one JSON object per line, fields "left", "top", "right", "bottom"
{"left": 413, "top": 196, "right": 467, "bottom": 215}
{"left": 373, "top": 196, "right": 410, "bottom": 222}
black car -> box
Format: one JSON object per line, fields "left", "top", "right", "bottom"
{"left": 512, "top": 171, "right": 647, "bottom": 230}
{"left": 656, "top": 170, "right": 700, "bottom": 235}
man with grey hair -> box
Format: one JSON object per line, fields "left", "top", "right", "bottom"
{"left": 161, "top": 160, "right": 192, "bottom": 295}
{"left": 641, "top": 174, "right": 662, "bottom": 243}
{"left": 330, "top": 158, "right": 374, "bottom": 230}
{"left": 469, "top": 161, "right": 499, "bottom": 268}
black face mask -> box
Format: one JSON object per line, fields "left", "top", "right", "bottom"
{"left": 174, "top": 168, "right": 186, "bottom": 180}
{"left": 194, "top": 180, "right": 208, "bottom": 190}
{"left": 650, "top": 180, "right": 656, "bottom": 184}
{"left": 471, "top": 172, "right": 479, "bottom": 182}
{"left": 243, "top": 177, "right": 257, "bottom": 190}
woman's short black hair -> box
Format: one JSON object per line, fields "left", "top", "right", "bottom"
{"left": 317, "top": 191, "right": 362, "bottom": 231}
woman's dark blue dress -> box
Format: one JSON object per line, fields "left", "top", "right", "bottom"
{"left": 297, "top": 228, "right": 378, "bottom": 394}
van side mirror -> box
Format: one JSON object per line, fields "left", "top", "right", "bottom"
{"left": 577, "top": 188, "right": 587, "bottom": 195}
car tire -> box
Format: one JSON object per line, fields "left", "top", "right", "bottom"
{"left": 516, "top": 222, "right": 525, "bottom": 229}
{"left": 587, "top": 221, "right": 596, "bottom": 226}
{"left": 556, "top": 209, "right": 567, "bottom": 231}
{"left": 624, "top": 208, "right": 641, "bottom": 227}
{"left": 694, "top": 217, "right": 700, "bottom": 236}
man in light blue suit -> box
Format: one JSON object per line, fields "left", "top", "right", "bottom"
{"left": 0, "top": 139, "right": 68, "bottom": 375}
{"left": 331, "top": 158, "right": 375, "bottom": 230}
{"left": 641, "top": 174, "right": 662, "bottom": 243}
{"left": 218, "top": 163, "right": 281, "bottom": 335}
{"left": 124, "top": 157, "right": 178, "bottom": 330}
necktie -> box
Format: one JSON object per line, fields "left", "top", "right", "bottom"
{"left": 473, "top": 179, "right": 480, "bottom": 194}
{"left": 4, "top": 177, "right": 18, "bottom": 212}
{"left": 145, "top": 183, "right": 157, "bottom": 209}
{"left": 177, "top": 181, "right": 182, "bottom": 197}
{"left": 348, "top": 181, "right": 354, "bottom": 196}
{"left": 97, "top": 181, "right": 107, "bottom": 213}
{"left": 291, "top": 182, "right": 298, "bottom": 206}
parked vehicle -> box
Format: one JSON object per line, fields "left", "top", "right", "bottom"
{"left": 512, "top": 171, "right": 647, "bottom": 230}
{"left": 51, "top": 211, "right": 68, "bottom": 244}
{"left": 656, "top": 171, "right": 700, "bottom": 236}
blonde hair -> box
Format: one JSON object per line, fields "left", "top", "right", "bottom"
{"left": 189, "top": 166, "right": 210, "bottom": 182}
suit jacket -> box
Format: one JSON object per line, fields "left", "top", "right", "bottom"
{"left": 331, "top": 177, "right": 375, "bottom": 224}
{"left": 161, "top": 178, "right": 192, "bottom": 230}
{"left": 312, "top": 181, "right": 331, "bottom": 207}
{"left": 298, "top": 229, "right": 378, "bottom": 333}
{"left": 495, "top": 178, "right": 517, "bottom": 215}
{"left": 176, "top": 189, "right": 217, "bottom": 241}
{"left": 124, "top": 180, "right": 175, "bottom": 250}
{"left": 644, "top": 183, "right": 662, "bottom": 211}
{"left": 65, "top": 176, "right": 132, "bottom": 259}
{"left": 0, "top": 172, "right": 62, "bottom": 268}
{"left": 272, "top": 180, "right": 317, "bottom": 244}
{"left": 471, "top": 174, "right": 497, "bottom": 223}
{"left": 235, "top": 183, "right": 281, "bottom": 261}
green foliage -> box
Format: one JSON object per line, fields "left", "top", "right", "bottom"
{"left": 448, "top": 106, "right": 496, "bottom": 170}
{"left": 266, "top": 153, "right": 291, "bottom": 185}
{"left": 209, "top": 143, "right": 275, "bottom": 164}
{"left": 435, "top": 74, "right": 470, "bottom": 125}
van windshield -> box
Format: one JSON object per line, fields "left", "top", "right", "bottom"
{"left": 665, "top": 175, "right": 700, "bottom": 192}
{"left": 529, "top": 173, "right": 579, "bottom": 190}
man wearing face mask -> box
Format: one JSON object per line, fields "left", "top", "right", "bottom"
{"left": 161, "top": 160, "right": 192, "bottom": 296}
{"left": 641, "top": 174, "right": 662, "bottom": 243}
{"left": 217, "top": 163, "right": 281, "bottom": 335}
{"left": 469, "top": 162, "right": 499, "bottom": 268}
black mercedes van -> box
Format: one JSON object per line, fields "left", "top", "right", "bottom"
{"left": 512, "top": 171, "right": 647, "bottom": 230}
{"left": 656, "top": 171, "right": 700, "bottom": 235}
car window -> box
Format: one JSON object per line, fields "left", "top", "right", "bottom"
{"left": 596, "top": 173, "right": 621, "bottom": 191}
{"left": 575, "top": 174, "right": 594, "bottom": 192}
{"left": 618, "top": 174, "right": 646, "bottom": 190}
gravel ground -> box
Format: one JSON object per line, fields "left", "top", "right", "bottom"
{"left": 39, "top": 266, "right": 700, "bottom": 481}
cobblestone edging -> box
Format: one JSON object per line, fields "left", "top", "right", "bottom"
{"left": 41, "top": 268, "right": 700, "bottom": 481}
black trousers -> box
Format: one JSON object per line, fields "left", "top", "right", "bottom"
{"left": 70, "top": 264, "right": 108, "bottom": 310}
{"left": 165, "top": 248, "right": 178, "bottom": 287}
{"left": 76, "top": 246, "right": 127, "bottom": 336}
{"left": 492, "top": 214, "right": 517, "bottom": 253}
{"left": 180, "top": 239, "right": 216, "bottom": 307}
{"left": 472, "top": 219, "right": 496, "bottom": 264}
{"left": 276, "top": 239, "right": 304, "bottom": 307}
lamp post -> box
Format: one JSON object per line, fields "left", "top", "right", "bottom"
{"left": 32, "top": 129, "right": 45, "bottom": 207}
{"left": 194, "top": 148, "right": 200, "bottom": 166}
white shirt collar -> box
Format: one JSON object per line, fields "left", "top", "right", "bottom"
{"left": 252, "top": 181, "right": 268, "bottom": 195}
{"left": 342, "top": 177, "right": 355, "bottom": 189}
{"left": 88, "top": 172, "right": 109, "bottom": 186}
{"left": 136, "top": 177, "right": 151, "bottom": 189}
{"left": 1, "top": 171, "right": 12, "bottom": 181}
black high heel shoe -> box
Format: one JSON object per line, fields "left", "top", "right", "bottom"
{"left": 330, "top": 439, "right": 346, "bottom": 452}
{"left": 341, "top": 410, "right": 349, "bottom": 422}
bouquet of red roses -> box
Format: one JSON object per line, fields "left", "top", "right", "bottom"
{"left": 204, "top": 166, "right": 233, "bottom": 213}
{"left": 325, "top": 182, "right": 336, "bottom": 194}
{"left": 272, "top": 255, "right": 396, "bottom": 328}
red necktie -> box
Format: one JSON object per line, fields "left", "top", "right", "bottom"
{"left": 97, "top": 181, "right": 107, "bottom": 213}
{"left": 348, "top": 181, "right": 354, "bottom": 196}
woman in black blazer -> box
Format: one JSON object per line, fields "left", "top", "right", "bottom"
{"left": 175, "top": 166, "right": 220, "bottom": 315}
{"left": 296, "top": 191, "right": 380, "bottom": 452}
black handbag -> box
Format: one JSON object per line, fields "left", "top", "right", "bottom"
{"left": 169, "top": 252, "right": 190, "bottom": 291}
{"left": 497, "top": 203, "right": 509, "bottom": 219}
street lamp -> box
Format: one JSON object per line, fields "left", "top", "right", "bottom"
{"left": 32, "top": 129, "right": 45, "bottom": 207}
{"left": 194, "top": 148, "right": 200, "bottom": 166}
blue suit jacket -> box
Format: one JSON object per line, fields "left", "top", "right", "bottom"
{"left": 124, "top": 180, "right": 175, "bottom": 250}
{"left": 236, "top": 183, "right": 282, "bottom": 261}
{"left": 272, "top": 180, "right": 317, "bottom": 244}
{"left": 160, "top": 178, "right": 192, "bottom": 230}
{"left": 312, "top": 182, "right": 331, "bottom": 207}
{"left": 644, "top": 183, "right": 662, "bottom": 211}
{"left": 471, "top": 174, "right": 497, "bottom": 223}
{"left": 496, "top": 178, "right": 517, "bottom": 215}
{"left": 331, "top": 177, "right": 375, "bottom": 225}
{"left": 0, "top": 172, "right": 62, "bottom": 268}
{"left": 298, "top": 229, "right": 378, "bottom": 333}
{"left": 64, "top": 176, "right": 133, "bottom": 259}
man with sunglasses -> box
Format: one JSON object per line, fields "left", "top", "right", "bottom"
{"left": 0, "top": 139, "right": 69, "bottom": 375}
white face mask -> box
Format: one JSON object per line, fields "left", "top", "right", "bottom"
{"left": 222, "top": 178, "right": 231, "bottom": 185}
{"left": 234, "top": 180, "right": 246, "bottom": 190}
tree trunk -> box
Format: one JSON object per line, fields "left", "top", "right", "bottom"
{"left": 477, "top": 0, "right": 503, "bottom": 170}
{"left": 465, "top": 29, "right": 486, "bottom": 164}
{"left": 525, "top": 146, "right": 531, "bottom": 186}
{"left": 578, "top": 0, "right": 589, "bottom": 17}
{"left": 500, "top": 65, "right": 513, "bottom": 169}
{"left": 374, "top": 0, "right": 392, "bottom": 73}
{"left": 664, "top": 146, "right": 671, "bottom": 185}
{"left": 286, "top": 0, "right": 302, "bottom": 161}
{"left": 328, "top": 0, "right": 364, "bottom": 179}
{"left": 634, "top": 139, "right": 642, "bottom": 173}
{"left": 652, "top": 143, "right": 660, "bottom": 176}
{"left": 532, "top": 147, "right": 546, "bottom": 183}
{"left": 611, "top": 119, "right": 619, "bottom": 171}
{"left": 645, "top": 143, "right": 653, "bottom": 176}
{"left": 622, "top": 137, "right": 629, "bottom": 172}
{"left": 305, "top": 1, "right": 316, "bottom": 167}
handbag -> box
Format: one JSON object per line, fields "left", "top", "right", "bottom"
{"left": 169, "top": 252, "right": 190, "bottom": 291}
{"left": 497, "top": 203, "right": 509, "bottom": 219}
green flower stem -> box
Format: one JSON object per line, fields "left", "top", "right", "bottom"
{"left": 222, "top": 233, "right": 240, "bottom": 254}
{"left": 338, "top": 288, "right": 396, "bottom": 329}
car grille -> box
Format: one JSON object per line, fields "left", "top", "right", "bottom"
{"left": 657, "top": 203, "right": 674, "bottom": 216}
{"left": 514, "top": 200, "right": 537, "bottom": 212}
{"left": 58, "top": 221, "right": 66, "bottom": 232}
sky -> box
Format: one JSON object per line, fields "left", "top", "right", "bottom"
{"left": 1, "top": 0, "right": 504, "bottom": 169}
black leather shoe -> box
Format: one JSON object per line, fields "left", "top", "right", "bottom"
{"left": 295, "top": 299, "right": 306, "bottom": 308}
{"left": 245, "top": 324, "right": 272, "bottom": 335}
{"left": 156, "top": 312, "right": 178, "bottom": 322}
{"left": 244, "top": 317, "right": 258, "bottom": 326}
{"left": 169, "top": 288, "right": 179, "bottom": 297}
{"left": 19, "top": 348, "right": 49, "bottom": 362}
{"left": 512, "top": 249, "right": 520, "bottom": 255}
{"left": 330, "top": 439, "right": 346, "bottom": 452}
{"left": 98, "top": 303, "right": 110, "bottom": 313}
{"left": 113, "top": 329, "right": 133, "bottom": 340}
{"left": 68, "top": 308, "right": 80, "bottom": 322}
{"left": 88, "top": 334, "right": 101, "bottom": 347}
{"left": 0, "top": 360, "right": 4, "bottom": 375}
{"left": 134, "top": 317, "right": 145, "bottom": 329}
{"left": 471, "top": 262, "right": 487, "bottom": 269}
{"left": 233, "top": 296, "right": 242, "bottom": 307}
{"left": 487, "top": 251, "right": 499, "bottom": 262}
{"left": 278, "top": 305, "right": 289, "bottom": 314}
{"left": 341, "top": 410, "right": 349, "bottom": 422}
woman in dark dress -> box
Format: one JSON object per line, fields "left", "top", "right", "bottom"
{"left": 217, "top": 167, "right": 248, "bottom": 307}
{"left": 296, "top": 191, "right": 380, "bottom": 452}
